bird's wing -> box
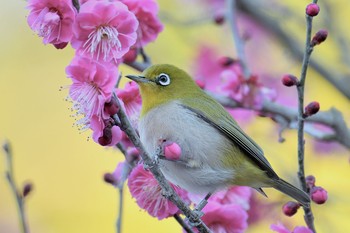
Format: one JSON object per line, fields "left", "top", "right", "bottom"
{"left": 180, "top": 97, "right": 278, "bottom": 179}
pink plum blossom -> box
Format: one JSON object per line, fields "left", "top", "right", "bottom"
{"left": 271, "top": 223, "right": 313, "bottom": 233}
{"left": 211, "top": 186, "right": 252, "bottom": 210}
{"left": 194, "top": 45, "right": 225, "bottom": 93}
{"left": 194, "top": 45, "right": 276, "bottom": 110}
{"left": 65, "top": 55, "right": 122, "bottom": 146}
{"left": 27, "top": 0, "right": 77, "bottom": 48}
{"left": 121, "top": 0, "right": 164, "bottom": 47}
{"left": 187, "top": 186, "right": 251, "bottom": 232}
{"left": 71, "top": 0, "right": 138, "bottom": 62}
{"left": 128, "top": 164, "right": 189, "bottom": 220}
{"left": 198, "top": 201, "right": 248, "bottom": 233}
{"left": 116, "top": 81, "right": 142, "bottom": 127}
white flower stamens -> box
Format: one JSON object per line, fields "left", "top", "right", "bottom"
{"left": 69, "top": 82, "right": 102, "bottom": 131}
{"left": 83, "top": 25, "right": 122, "bottom": 61}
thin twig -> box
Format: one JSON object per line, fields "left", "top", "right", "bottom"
{"left": 114, "top": 142, "right": 138, "bottom": 233}
{"left": 116, "top": 186, "right": 123, "bottom": 233}
{"left": 209, "top": 92, "right": 350, "bottom": 149}
{"left": 3, "top": 141, "right": 30, "bottom": 233}
{"left": 112, "top": 95, "right": 211, "bottom": 233}
{"left": 226, "top": 0, "right": 251, "bottom": 79}
{"left": 174, "top": 214, "right": 195, "bottom": 233}
{"left": 296, "top": 1, "right": 318, "bottom": 231}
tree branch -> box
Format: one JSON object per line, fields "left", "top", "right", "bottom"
{"left": 2, "top": 141, "right": 30, "bottom": 233}
{"left": 209, "top": 92, "right": 350, "bottom": 149}
{"left": 226, "top": 0, "right": 251, "bottom": 78}
{"left": 296, "top": 2, "right": 317, "bottom": 230}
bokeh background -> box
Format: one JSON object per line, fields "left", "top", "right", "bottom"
{"left": 1, "top": 0, "right": 349, "bottom": 232}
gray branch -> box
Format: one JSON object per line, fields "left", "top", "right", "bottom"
{"left": 210, "top": 93, "right": 350, "bottom": 149}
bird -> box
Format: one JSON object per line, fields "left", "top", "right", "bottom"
{"left": 126, "top": 64, "right": 310, "bottom": 207}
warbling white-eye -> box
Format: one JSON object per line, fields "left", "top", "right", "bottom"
{"left": 126, "top": 64, "right": 310, "bottom": 207}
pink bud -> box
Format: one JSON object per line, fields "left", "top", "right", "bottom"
{"left": 195, "top": 79, "right": 205, "bottom": 89}
{"left": 104, "top": 98, "right": 119, "bottom": 116}
{"left": 98, "top": 127, "right": 113, "bottom": 146}
{"left": 123, "top": 48, "right": 138, "bottom": 63}
{"left": 164, "top": 142, "right": 182, "bottom": 160}
{"left": 103, "top": 173, "right": 116, "bottom": 185}
{"left": 218, "top": 56, "right": 236, "bottom": 67}
{"left": 305, "top": 175, "right": 316, "bottom": 188}
{"left": 282, "top": 74, "right": 299, "bottom": 87}
{"left": 23, "top": 183, "right": 33, "bottom": 197}
{"left": 304, "top": 101, "right": 320, "bottom": 117}
{"left": 311, "top": 186, "right": 328, "bottom": 204}
{"left": 282, "top": 201, "right": 300, "bottom": 217}
{"left": 53, "top": 42, "right": 69, "bottom": 49}
{"left": 214, "top": 14, "right": 225, "bottom": 25}
{"left": 311, "top": 29, "right": 328, "bottom": 46}
{"left": 306, "top": 3, "right": 320, "bottom": 17}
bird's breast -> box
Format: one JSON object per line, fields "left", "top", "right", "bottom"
{"left": 138, "top": 101, "right": 235, "bottom": 194}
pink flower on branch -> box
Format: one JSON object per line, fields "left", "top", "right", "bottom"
{"left": 128, "top": 164, "right": 189, "bottom": 220}
{"left": 194, "top": 45, "right": 276, "bottom": 110}
{"left": 116, "top": 81, "right": 142, "bottom": 127}
{"left": 199, "top": 201, "right": 248, "bottom": 233}
{"left": 121, "top": 0, "right": 164, "bottom": 47}
{"left": 65, "top": 55, "right": 122, "bottom": 146}
{"left": 72, "top": 0, "right": 138, "bottom": 62}
{"left": 271, "top": 223, "right": 313, "bottom": 233}
{"left": 210, "top": 186, "right": 252, "bottom": 210}
{"left": 27, "top": 0, "right": 77, "bottom": 49}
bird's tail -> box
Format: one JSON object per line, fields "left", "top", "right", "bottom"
{"left": 272, "top": 178, "right": 310, "bottom": 207}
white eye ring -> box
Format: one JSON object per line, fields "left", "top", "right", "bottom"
{"left": 156, "top": 73, "right": 171, "bottom": 86}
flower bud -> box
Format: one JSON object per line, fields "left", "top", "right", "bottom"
{"left": 311, "top": 30, "right": 328, "bottom": 46}
{"left": 306, "top": 3, "right": 320, "bottom": 17}
{"left": 98, "top": 127, "right": 113, "bottom": 146}
{"left": 311, "top": 186, "right": 328, "bottom": 204}
{"left": 104, "top": 98, "right": 119, "bottom": 116}
{"left": 22, "top": 183, "right": 33, "bottom": 197}
{"left": 218, "top": 56, "right": 236, "bottom": 67}
{"left": 103, "top": 172, "right": 116, "bottom": 185}
{"left": 123, "top": 48, "right": 138, "bottom": 63}
{"left": 305, "top": 175, "right": 316, "bottom": 188}
{"left": 164, "top": 142, "right": 182, "bottom": 160}
{"left": 282, "top": 74, "right": 299, "bottom": 87}
{"left": 282, "top": 201, "right": 300, "bottom": 217}
{"left": 53, "top": 42, "right": 68, "bottom": 49}
{"left": 214, "top": 14, "right": 225, "bottom": 25}
{"left": 195, "top": 79, "right": 205, "bottom": 89}
{"left": 304, "top": 101, "right": 320, "bottom": 117}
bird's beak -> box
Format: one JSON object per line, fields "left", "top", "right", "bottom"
{"left": 125, "top": 75, "right": 149, "bottom": 83}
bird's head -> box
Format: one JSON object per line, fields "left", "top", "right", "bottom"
{"left": 126, "top": 64, "right": 201, "bottom": 116}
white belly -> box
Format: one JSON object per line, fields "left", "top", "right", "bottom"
{"left": 138, "top": 101, "right": 235, "bottom": 194}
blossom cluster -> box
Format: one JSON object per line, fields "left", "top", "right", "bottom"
{"left": 27, "top": 0, "right": 163, "bottom": 146}
{"left": 194, "top": 45, "right": 276, "bottom": 110}
{"left": 118, "top": 162, "right": 253, "bottom": 231}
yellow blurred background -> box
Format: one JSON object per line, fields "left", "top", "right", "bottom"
{"left": 1, "top": 1, "right": 349, "bottom": 233}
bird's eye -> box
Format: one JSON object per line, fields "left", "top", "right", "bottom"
{"left": 156, "top": 73, "right": 171, "bottom": 86}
